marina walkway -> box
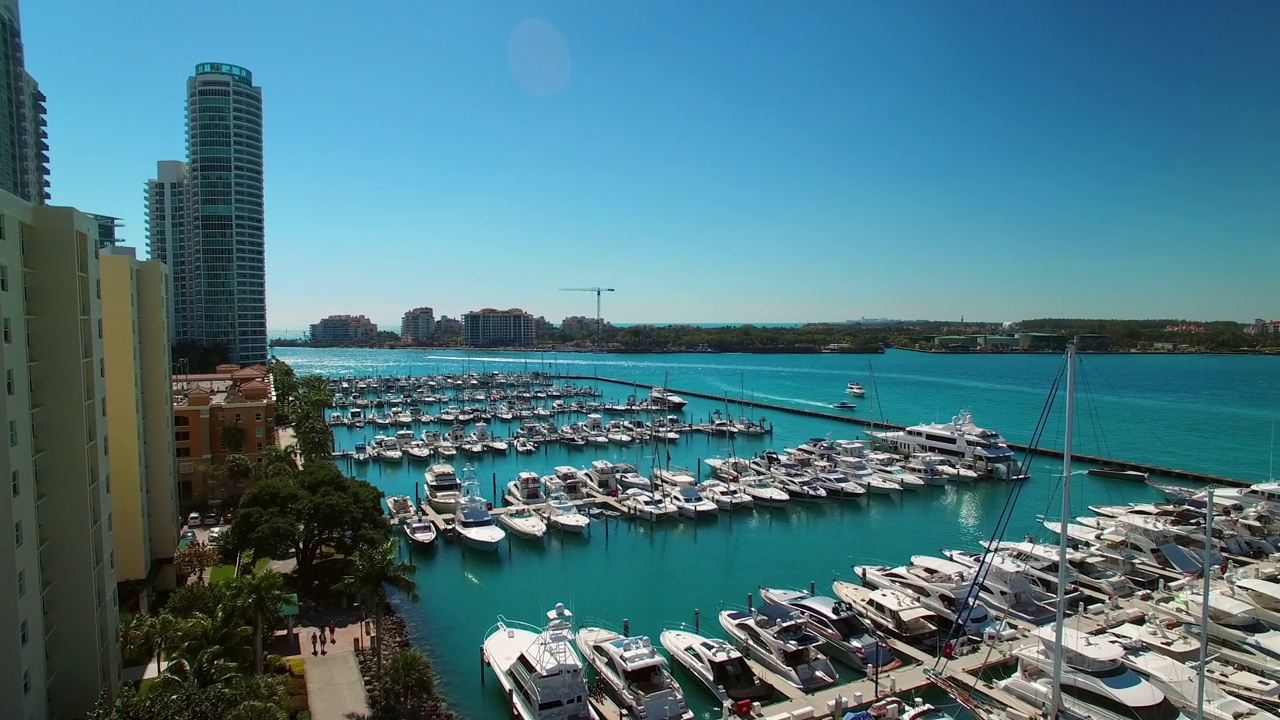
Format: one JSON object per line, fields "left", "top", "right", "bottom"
{"left": 300, "top": 621, "right": 370, "bottom": 720}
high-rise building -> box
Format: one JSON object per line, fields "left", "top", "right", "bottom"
{"left": 0, "top": 194, "right": 119, "bottom": 719}
{"left": 400, "top": 306, "right": 435, "bottom": 345}
{"left": 0, "top": 0, "right": 49, "bottom": 204}
{"left": 101, "top": 247, "right": 178, "bottom": 593}
{"left": 462, "top": 307, "right": 537, "bottom": 347}
{"left": 147, "top": 63, "right": 265, "bottom": 365}
{"left": 309, "top": 314, "right": 378, "bottom": 345}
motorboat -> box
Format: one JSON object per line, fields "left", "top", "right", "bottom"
{"left": 838, "top": 456, "right": 900, "bottom": 494}
{"left": 663, "top": 479, "right": 718, "bottom": 519}
{"left": 982, "top": 540, "right": 1136, "bottom": 599}
{"left": 1041, "top": 520, "right": 1165, "bottom": 590}
{"left": 846, "top": 381, "right": 867, "bottom": 397}
{"left": 901, "top": 456, "right": 950, "bottom": 486}
{"left": 832, "top": 581, "right": 940, "bottom": 646}
{"left": 424, "top": 463, "right": 462, "bottom": 514}
{"left": 460, "top": 440, "right": 485, "bottom": 455}
{"left": 866, "top": 454, "right": 926, "bottom": 491}
{"left": 394, "top": 429, "right": 416, "bottom": 447}
{"left": 872, "top": 411, "right": 1028, "bottom": 481}
{"left": 583, "top": 460, "right": 622, "bottom": 493}
{"left": 934, "top": 550, "right": 1059, "bottom": 625}
{"left": 614, "top": 465, "right": 652, "bottom": 492}
{"left": 379, "top": 438, "right": 404, "bottom": 462}
{"left": 853, "top": 562, "right": 1003, "bottom": 639}
{"left": 386, "top": 495, "right": 415, "bottom": 522}
{"left": 719, "top": 604, "right": 839, "bottom": 691}
{"left": 948, "top": 546, "right": 1087, "bottom": 611}
{"left": 1234, "top": 577, "right": 1280, "bottom": 627}
{"left": 998, "top": 625, "right": 1185, "bottom": 720}
{"left": 403, "top": 518, "right": 437, "bottom": 546}
{"left": 483, "top": 604, "right": 598, "bottom": 720}
{"left": 544, "top": 466, "right": 589, "bottom": 501}
{"left": 619, "top": 489, "right": 678, "bottom": 521}
{"left": 658, "top": 628, "right": 771, "bottom": 705}
{"left": 831, "top": 401, "right": 858, "bottom": 410}
{"left": 486, "top": 438, "right": 509, "bottom": 453}
{"left": 1105, "top": 619, "right": 1202, "bottom": 663}
{"left": 770, "top": 464, "right": 828, "bottom": 501}
{"left": 698, "top": 480, "right": 753, "bottom": 511}
{"left": 704, "top": 457, "right": 754, "bottom": 483}
{"left": 808, "top": 461, "right": 867, "bottom": 498}
{"left": 864, "top": 697, "right": 953, "bottom": 720}
{"left": 1116, "top": 647, "right": 1278, "bottom": 720}
{"left": 353, "top": 442, "right": 370, "bottom": 462}
{"left": 575, "top": 627, "right": 692, "bottom": 720}
{"left": 649, "top": 387, "right": 688, "bottom": 411}
{"left": 435, "top": 439, "right": 457, "bottom": 459}
{"left": 514, "top": 437, "right": 537, "bottom": 453}
{"left": 404, "top": 440, "right": 432, "bottom": 461}
{"left": 506, "top": 471, "right": 548, "bottom": 506}
{"left": 758, "top": 586, "right": 900, "bottom": 672}
{"left": 456, "top": 481, "right": 506, "bottom": 551}
{"left": 736, "top": 473, "right": 789, "bottom": 507}
{"left": 542, "top": 490, "right": 590, "bottom": 533}
{"left": 498, "top": 505, "right": 547, "bottom": 540}
{"left": 1088, "top": 467, "right": 1151, "bottom": 481}
{"left": 1149, "top": 588, "right": 1280, "bottom": 661}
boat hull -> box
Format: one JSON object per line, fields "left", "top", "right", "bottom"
{"left": 460, "top": 530, "right": 504, "bottom": 551}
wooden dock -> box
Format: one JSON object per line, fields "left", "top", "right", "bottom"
{"left": 553, "top": 373, "right": 1255, "bottom": 488}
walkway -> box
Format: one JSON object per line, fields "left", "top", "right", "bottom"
{"left": 300, "top": 621, "right": 370, "bottom": 720}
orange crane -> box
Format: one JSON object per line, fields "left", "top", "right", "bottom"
{"left": 558, "top": 287, "right": 616, "bottom": 345}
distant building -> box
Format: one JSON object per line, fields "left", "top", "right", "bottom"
{"left": 1017, "top": 332, "right": 1068, "bottom": 351}
{"left": 1245, "top": 319, "right": 1279, "bottom": 335}
{"left": 172, "top": 364, "right": 276, "bottom": 508}
{"left": 463, "top": 308, "right": 537, "bottom": 347}
{"left": 534, "top": 315, "right": 555, "bottom": 335}
{"left": 1165, "top": 323, "right": 1209, "bottom": 334}
{"left": 934, "top": 335, "right": 978, "bottom": 350}
{"left": 309, "top": 315, "right": 378, "bottom": 345}
{"left": 1073, "top": 333, "right": 1110, "bottom": 351}
{"left": 400, "top": 307, "right": 436, "bottom": 345}
{"left": 145, "top": 160, "right": 190, "bottom": 341}
{"left": 436, "top": 315, "right": 462, "bottom": 335}
{"left": 561, "top": 315, "right": 613, "bottom": 335}
{"left": 0, "top": 0, "right": 49, "bottom": 204}
{"left": 978, "top": 335, "right": 1020, "bottom": 351}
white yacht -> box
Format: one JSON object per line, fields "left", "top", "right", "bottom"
{"left": 1117, "top": 649, "right": 1279, "bottom": 720}
{"left": 378, "top": 438, "right": 403, "bottom": 462}
{"left": 1104, "top": 620, "right": 1201, "bottom": 663}
{"left": 901, "top": 456, "right": 949, "bottom": 486}
{"left": 718, "top": 604, "right": 839, "bottom": 692}
{"left": 582, "top": 460, "right": 622, "bottom": 493}
{"left": 613, "top": 464, "right": 652, "bottom": 492}
{"left": 934, "top": 551, "right": 1058, "bottom": 625}
{"left": 498, "top": 505, "right": 547, "bottom": 540}
{"left": 704, "top": 456, "right": 754, "bottom": 483}
{"left": 845, "top": 381, "right": 867, "bottom": 397}
{"left": 394, "top": 429, "right": 417, "bottom": 447}
{"left": 649, "top": 387, "right": 688, "bottom": 411}
{"left": 544, "top": 467, "right": 590, "bottom": 501}
{"left": 663, "top": 479, "right": 718, "bottom": 519}
{"left": 506, "top": 471, "right": 548, "bottom": 506}
{"left": 838, "top": 456, "right": 900, "bottom": 494}
{"left": 1234, "top": 577, "right": 1280, "bottom": 627}
{"left": 456, "top": 482, "right": 506, "bottom": 551}
{"left": 483, "top": 604, "right": 599, "bottom": 720}
{"left": 619, "top": 489, "right": 678, "bottom": 522}
{"left": 982, "top": 540, "right": 1136, "bottom": 599}
{"left": 514, "top": 437, "right": 537, "bottom": 454}
{"left": 541, "top": 490, "right": 590, "bottom": 533}
{"left": 769, "top": 463, "right": 828, "bottom": 501}
{"left": 1149, "top": 589, "right": 1280, "bottom": 662}
{"left": 736, "top": 473, "right": 790, "bottom": 507}
{"left": 575, "top": 628, "right": 692, "bottom": 720}
{"left": 424, "top": 463, "right": 462, "bottom": 514}
{"left": 386, "top": 495, "right": 415, "bottom": 522}
{"left": 866, "top": 453, "right": 926, "bottom": 491}
{"left": 658, "top": 628, "right": 772, "bottom": 705}
{"left": 403, "top": 517, "right": 437, "bottom": 546}
{"left": 352, "top": 442, "right": 370, "bottom": 463}
{"left": 947, "top": 547, "right": 1086, "bottom": 611}
{"left": 832, "top": 581, "right": 940, "bottom": 645}
{"left": 404, "top": 440, "right": 432, "bottom": 461}
{"left": 854, "top": 562, "right": 1002, "bottom": 639}
{"left": 758, "top": 587, "right": 900, "bottom": 672}
{"left": 486, "top": 437, "right": 510, "bottom": 453}
{"left": 999, "top": 626, "right": 1185, "bottom": 720}
{"left": 873, "top": 411, "right": 1028, "bottom": 480}
{"left": 698, "top": 480, "right": 753, "bottom": 511}
{"left": 808, "top": 461, "right": 867, "bottom": 498}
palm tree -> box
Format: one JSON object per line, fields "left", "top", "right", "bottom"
{"left": 337, "top": 538, "right": 419, "bottom": 680}
{"left": 379, "top": 648, "right": 435, "bottom": 708}
{"left": 220, "top": 424, "right": 247, "bottom": 454}
{"left": 142, "top": 612, "right": 184, "bottom": 676}
{"left": 259, "top": 444, "right": 297, "bottom": 479}
{"left": 227, "top": 566, "right": 288, "bottom": 674}
{"left": 163, "top": 611, "right": 254, "bottom": 687}
{"left": 224, "top": 454, "right": 254, "bottom": 490}
{"left": 118, "top": 613, "right": 148, "bottom": 667}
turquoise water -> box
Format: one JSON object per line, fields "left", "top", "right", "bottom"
{"left": 274, "top": 348, "right": 1279, "bottom": 719}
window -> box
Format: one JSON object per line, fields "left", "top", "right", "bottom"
{"left": 17, "top": 570, "right": 24, "bottom": 597}
{"left": 256, "top": 442, "right": 263, "bottom": 452}
{"left": 2, "top": 317, "right": 9, "bottom": 343}
{"left": 8, "top": 420, "right": 15, "bottom": 446}
{"left": 175, "top": 416, "right": 189, "bottom": 427}
{"left": 99, "top": 358, "right": 104, "bottom": 378}
{"left": 97, "top": 318, "right": 102, "bottom": 339}
{"left": 11, "top": 470, "right": 17, "bottom": 497}
{"left": 234, "top": 412, "right": 242, "bottom": 423}
{"left": 20, "top": 619, "right": 27, "bottom": 645}
{"left": 175, "top": 431, "right": 190, "bottom": 441}
{"left": 255, "top": 411, "right": 263, "bottom": 421}
{"left": 177, "top": 447, "right": 191, "bottom": 458}
{"left": 103, "top": 436, "right": 109, "bottom": 455}
{"left": 14, "top": 520, "right": 21, "bottom": 547}
{"left": 22, "top": 670, "right": 29, "bottom": 695}
{"left": 255, "top": 427, "right": 263, "bottom": 437}
{"left": 0, "top": 264, "right": 7, "bottom": 291}
{"left": 5, "top": 369, "right": 11, "bottom": 395}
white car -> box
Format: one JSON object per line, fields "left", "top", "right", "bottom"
{"left": 186, "top": 512, "right": 202, "bottom": 528}
{"left": 207, "top": 527, "right": 225, "bottom": 543}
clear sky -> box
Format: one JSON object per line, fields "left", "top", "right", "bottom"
{"left": 23, "top": 1, "right": 1280, "bottom": 330}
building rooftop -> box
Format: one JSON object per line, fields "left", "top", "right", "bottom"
{"left": 172, "top": 364, "right": 273, "bottom": 406}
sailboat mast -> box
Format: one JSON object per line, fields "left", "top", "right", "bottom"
{"left": 1196, "top": 486, "right": 1214, "bottom": 720}
{"left": 1051, "top": 343, "right": 1077, "bottom": 719}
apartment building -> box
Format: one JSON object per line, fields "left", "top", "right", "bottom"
{"left": 100, "top": 247, "right": 177, "bottom": 591}
{"left": 462, "top": 307, "right": 537, "bottom": 347}
{"left": 309, "top": 314, "right": 378, "bottom": 345}
{"left": 0, "top": 194, "right": 118, "bottom": 719}
{"left": 400, "top": 306, "right": 435, "bottom": 345}
{"left": 172, "top": 364, "right": 275, "bottom": 510}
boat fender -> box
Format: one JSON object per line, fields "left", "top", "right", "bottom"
{"left": 942, "top": 640, "right": 955, "bottom": 658}
{"left": 734, "top": 699, "right": 753, "bottom": 718}
{"left": 486, "top": 502, "right": 493, "bottom": 511}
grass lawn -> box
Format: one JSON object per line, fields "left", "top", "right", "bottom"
{"left": 208, "top": 564, "right": 237, "bottom": 584}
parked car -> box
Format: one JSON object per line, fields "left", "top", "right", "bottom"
{"left": 221, "top": 509, "right": 234, "bottom": 524}
{"left": 180, "top": 529, "right": 197, "bottom": 543}
{"left": 203, "top": 511, "right": 219, "bottom": 526}
{"left": 207, "top": 527, "right": 225, "bottom": 543}
{"left": 186, "top": 512, "right": 202, "bottom": 527}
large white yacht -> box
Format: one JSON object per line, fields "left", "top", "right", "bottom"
{"left": 718, "top": 604, "right": 839, "bottom": 692}
{"left": 424, "top": 463, "right": 462, "bottom": 514}
{"left": 832, "top": 581, "right": 940, "bottom": 646}
{"left": 649, "top": 387, "right": 688, "bottom": 411}
{"left": 1111, "top": 642, "right": 1279, "bottom": 720}
{"left": 872, "top": 411, "right": 1028, "bottom": 480}
{"left": 932, "top": 551, "right": 1057, "bottom": 625}
{"left": 1149, "top": 589, "right": 1280, "bottom": 662}
{"left": 853, "top": 562, "right": 1003, "bottom": 639}
{"left": 658, "top": 628, "right": 772, "bottom": 706}
{"left": 575, "top": 627, "right": 692, "bottom": 720}
{"left": 758, "top": 586, "right": 900, "bottom": 672}
{"left": 999, "top": 626, "right": 1185, "bottom": 720}
{"left": 982, "top": 540, "right": 1136, "bottom": 599}
{"left": 619, "top": 489, "right": 678, "bottom": 522}
{"left": 483, "top": 604, "right": 599, "bottom": 720}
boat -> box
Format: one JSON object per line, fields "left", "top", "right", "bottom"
{"left": 981, "top": 540, "right": 1136, "bottom": 599}
{"left": 404, "top": 440, "right": 432, "bottom": 461}
{"left": 403, "top": 517, "right": 437, "bottom": 546}
{"left": 770, "top": 464, "right": 828, "bottom": 501}
{"left": 486, "top": 438, "right": 510, "bottom": 453}
{"left": 758, "top": 586, "right": 900, "bottom": 672}
{"left": 736, "top": 474, "right": 790, "bottom": 507}
{"left": 831, "top": 581, "right": 941, "bottom": 645}
{"left": 1115, "top": 647, "right": 1279, "bottom": 720}
{"left": 932, "top": 551, "right": 1059, "bottom": 625}
{"left": 1088, "top": 467, "right": 1151, "bottom": 481}
{"left": 1148, "top": 588, "right": 1280, "bottom": 661}
{"left": 352, "top": 442, "right": 370, "bottom": 462}
{"left": 424, "top": 463, "right": 462, "bottom": 514}
{"left": 482, "top": 604, "right": 598, "bottom": 720}
{"left": 698, "top": 480, "right": 754, "bottom": 511}
{"left": 866, "top": 453, "right": 927, "bottom": 491}
{"left": 832, "top": 401, "right": 858, "bottom": 410}
{"left": 658, "top": 628, "right": 771, "bottom": 705}
{"left": 385, "top": 495, "right": 415, "bottom": 522}
{"left": 619, "top": 488, "right": 678, "bottom": 521}
{"left": 838, "top": 456, "right": 901, "bottom": 494}
{"left": 663, "top": 478, "right": 718, "bottom": 519}
{"left": 846, "top": 381, "right": 867, "bottom": 397}
{"left": 872, "top": 411, "right": 1028, "bottom": 480}
{"left": 614, "top": 465, "right": 652, "bottom": 492}
{"left": 718, "top": 603, "right": 839, "bottom": 692}
{"left": 514, "top": 437, "right": 537, "bottom": 454}
{"left": 456, "top": 481, "right": 506, "bottom": 551}
{"left": 575, "top": 627, "right": 692, "bottom": 720}
{"left": 901, "top": 456, "right": 950, "bottom": 486}
{"left": 544, "top": 466, "right": 589, "bottom": 501}
{"left": 497, "top": 505, "right": 547, "bottom": 540}
{"left": 853, "top": 563, "right": 1003, "bottom": 639}
{"left": 808, "top": 461, "right": 867, "bottom": 498}
{"left": 506, "top": 471, "right": 548, "bottom": 506}
{"left": 379, "top": 438, "right": 403, "bottom": 462}
{"left": 541, "top": 489, "right": 590, "bottom": 533}
{"left": 650, "top": 387, "right": 689, "bottom": 411}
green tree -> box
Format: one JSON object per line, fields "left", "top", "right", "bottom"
{"left": 379, "top": 648, "right": 436, "bottom": 709}
{"left": 118, "top": 613, "right": 149, "bottom": 667}
{"left": 226, "top": 462, "right": 385, "bottom": 576}
{"left": 161, "top": 611, "right": 254, "bottom": 688}
{"left": 227, "top": 566, "right": 288, "bottom": 675}
{"left": 224, "top": 454, "right": 254, "bottom": 488}
{"left": 259, "top": 445, "right": 298, "bottom": 479}
{"left": 164, "top": 583, "right": 229, "bottom": 620}
{"left": 220, "top": 424, "right": 247, "bottom": 454}
{"left": 174, "top": 542, "right": 220, "bottom": 582}
{"left": 140, "top": 612, "right": 185, "bottom": 676}
{"left": 89, "top": 675, "right": 286, "bottom": 720}
{"left": 337, "top": 538, "right": 419, "bottom": 681}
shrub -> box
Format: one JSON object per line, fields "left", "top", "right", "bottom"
{"left": 287, "top": 657, "right": 306, "bottom": 677}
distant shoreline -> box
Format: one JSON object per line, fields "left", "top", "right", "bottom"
{"left": 270, "top": 344, "right": 1276, "bottom": 356}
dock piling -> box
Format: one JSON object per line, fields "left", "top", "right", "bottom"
{"left": 747, "top": 592, "right": 753, "bottom": 611}
{"left": 622, "top": 618, "right": 630, "bottom": 637}
{"left": 491, "top": 473, "right": 497, "bottom": 501}
{"left": 810, "top": 580, "right": 816, "bottom": 596}
{"left": 479, "top": 645, "right": 485, "bottom": 685}
{"left": 694, "top": 608, "right": 700, "bottom": 633}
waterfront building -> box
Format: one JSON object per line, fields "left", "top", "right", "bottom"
{"left": 0, "top": 0, "right": 48, "bottom": 204}
{"left": 400, "top": 306, "right": 436, "bottom": 345}
{"left": 101, "top": 247, "right": 178, "bottom": 595}
{"left": 146, "top": 63, "right": 266, "bottom": 365}
{"left": 977, "top": 335, "right": 1019, "bottom": 351}
{"left": 1073, "top": 333, "right": 1110, "bottom": 351}
{"left": 462, "top": 307, "right": 537, "bottom": 347}
{"left": 310, "top": 314, "right": 378, "bottom": 346}
{"left": 1016, "top": 332, "right": 1068, "bottom": 351}
{"left": 561, "top": 315, "right": 611, "bottom": 335}
{"left": 172, "top": 364, "right": 276, "bottom": 509}
{"left": 436, "top": 315, "right": 462, "bottom": 335}
{"left": 933, "top": 335, "right": 979, "bottom": 350}
{"left": 1245, "top": 318, "right": 1279, "bottom": 335}
{"left": 0, "top": 192, "right": 120, "bottom": 719}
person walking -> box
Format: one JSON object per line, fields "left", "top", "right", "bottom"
{"left": 329, "top": 620, "right": 337, "bottom": 644}
{"left": 310, "top": 632, "right": 318, "bottom": 656}
{"left": 319, "top": 625, "right": 326, "bottom": 644}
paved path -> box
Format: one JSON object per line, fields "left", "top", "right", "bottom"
{"left": 301, "top": 621, "right": 370, "bottom": 720}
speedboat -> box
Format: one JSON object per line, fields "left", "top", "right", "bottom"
{"left": 832, "top": 581, "right": 940, "bottom": 646}
{"left": 838, "top": 456, "right": 900, "bottom": 494}
{"left": 649, "top": 387, "right": 688, "bottom": 411}
{"left": 664, "top": 481, "right": 718, "bottom": 519}
{"left": 436, "top": 440, "right": 457, "bottom": 459}
{"left": 386, "top": 495, "right": 415, "bottom": 522}
{"left": 846, "top": 381, "right": 867, "bottom": 397}
{"left": 486, "top": 438, "right": 509, "bottom": 453}
{"left": 544, "top": 467, "right": 589, "bottom": 501}
{"left": 999, "top": 625, "right": 1186, "bottom": 720}
{"left": 718, "top": 604, "right": 838, "bottom": 692}
{"left": 698, "top": 480, "right": 753, "bottom": 511}
{"left": 352, "top": 442, "right": 370, "bottom": 462}
{"left": 506, "top": 471, "right": 547, "bottom": 506}
{"left": 867, "top": 454, "right": 926, "bottom": 491}
{"left": 771, "top": 466, "right": 828, "bottom": 501}
{"left": 831, "top": 401, "right": 858, "bottom": 410}
{"left": 736, "top": 474, "right": 789, "bottom": 507}
{"left": 614, "top": 465, "right": 652, "bottom": 492}
{"left": 456, "top": 481, "right": 506, "bottom": 551}
{"left": 809, "top": 462, "right": 867, "bottom": 498}
{"left": 542, "top": 490, "right": 590, "bottom": 533}
{"left": 404, "top": 440, "right": 432, "bottom": 461}
{"left": 483, "top": 604, "right": 598, "bottom": 720}
{"left": 403, "top": 518, "right": 437, "bottom": 546}
{"left": 619, "top": 489, "right": 678, "bottom": 522}
{"left": 658, "top": 628, "right": 771, "bottom": 705}
{"left": 497, "top": 505, "right": 547, "bottom": 540}
{"left": 575, "top": 627, "right": 692, "bottom": 720}
{"left": 1149, "top": 588, "right": 1280, "bottom": 661}
{"left": 379, "top": 440, "right": 403, "bottom": 462}
{"left": 424, "top": 463, "right": 462, "bottom": 514}
{"left": 901, "top": 456, "right": 949, "bottom": 486}
{"left": 514, "top": 437, "right": 537, "bottom": 453}
{"left": 758, "top": 586, "right": 900, "bottom": 672}
{"left": 854, "top": 562, "right": 1003, "bottom": 639}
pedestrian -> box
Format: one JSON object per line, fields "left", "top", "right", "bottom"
{"left": 329, "top": 620, "right": 337, "bottom": 644}
{"left": 310, "top": 632, "right": 318, "bottom": 656}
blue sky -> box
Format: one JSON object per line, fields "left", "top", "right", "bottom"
{"left": 23, "top": 1, "right": 1280, "bottom": 330}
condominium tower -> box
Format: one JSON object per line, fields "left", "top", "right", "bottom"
{"left": 146, "top": 63, "right": 266, "bottom": 365}
{"left": 0, "top": 0, "right": 49, "bottom": 204}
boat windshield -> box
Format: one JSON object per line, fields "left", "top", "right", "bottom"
{"left": 781, "top": 647, "right": 815, "bottom": 667}
{"left": 430, "top": 480, "right": 461, "bottom": 493}
{"left": 827, "top": 614, "right": 870, "bottom": 639}
{"left": 710, "top": 658, "right": 757, "bottom": 691}
{"left": 459, "top": 518, "right": 492, "bottom": 528}
{"left": 622, "top": 665, "right": 664, "bottom": 693}
{"left": 678, "top": 488, "right": 702, "bottom": 501}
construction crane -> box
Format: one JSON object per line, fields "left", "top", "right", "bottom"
{"left": 558, "top": 287, "right": 616, "bottom": 345}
